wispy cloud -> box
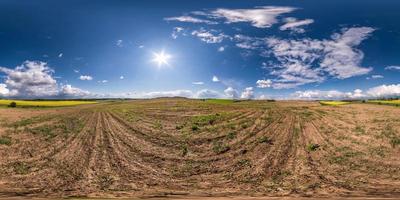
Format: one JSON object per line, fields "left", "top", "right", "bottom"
{"left": 116, "top": 39, "right": 123, "bottom": 47}
{"left": 385, "top": 65, "right": 400, "bottom": 71}
{"left": 209, "top": 6, "right": 296, "bottom": 28}
{"left": 265, "top": 27, "right": 374, "bottom": 88}
{"left": 191, "top": 29, "right": 228, "bottom": 43}
{"left": 192, "top": 81, "right": 204, "bottom": 85}
{"left": 279, "top": 17, "right": 314, "bottom": 33}
{"left": 79, "top": 75, "right": 93, "bottom": 81}
{"left": 164, "top": 16, "right": 217, "bottom": 24}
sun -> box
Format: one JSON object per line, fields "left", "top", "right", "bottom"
{"left": 152, "top": 50, "right": 171, "bottom": 67}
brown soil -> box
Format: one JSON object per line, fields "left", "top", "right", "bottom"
{"left": 0, "top": 99, "right": 399, "bottom": 199}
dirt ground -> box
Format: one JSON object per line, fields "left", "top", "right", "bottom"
{"left": 0, "top": 99, "right": 400, "bottom": 199}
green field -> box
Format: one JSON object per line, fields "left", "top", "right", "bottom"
{"left": 0, "top": 99, "right": 97, "bottom": 107}
{"left": 204, "top": 99, "right": 235, "bottom": 105}
{"left": 319, "top": 101, "right": 350, "bottom": 106}
{"left": 368, "top": 99, "right": 400, "bottom": 106}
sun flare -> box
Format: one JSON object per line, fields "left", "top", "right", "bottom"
{"left": 152, "top": 50, "right": 171, "bottom": 67}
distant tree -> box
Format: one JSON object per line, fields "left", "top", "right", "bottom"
{"left": 8, "top": 102, "right": 17, "bottom": 107}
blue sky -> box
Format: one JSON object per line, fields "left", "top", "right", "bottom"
{"left": 0, "top": 0, "right": 400, "bottom": 99}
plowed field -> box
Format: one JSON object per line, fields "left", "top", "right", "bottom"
{"left": 0, "top": 98, "right": 399, "bottom": 199}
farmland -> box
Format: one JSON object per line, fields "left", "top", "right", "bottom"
{"left": 0, "top": 98, "right": 400, "bottom": 199}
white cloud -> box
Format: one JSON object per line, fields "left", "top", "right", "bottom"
{"left": 218, "top": 46, "right": 225, "bottom": 52}
{"left": 73, "top": 69, "right": 80, "bottom": 73}
{"left": 138, "top": 45, "right": 144, "bottom": 48}
{"left": 99, "top": 80, "right": 108, "bottom": 83}
{"left": 191, "top": 29, "right": 228, "bottom": 43}
{"left": 0, "top": 83, "right": 10, "bottom": 96}
{"left": 192, "top": 81, "right": 204, "bottom": 85}
{"left": 116, "top": 39, "right": 123, "bottom": 47}
{"left": 292, "top": 90, "right": 351, "bottom": 100}
{"left": 0, "top": 61, "right": 58, "bottom": 97}
{"left": 292, "top": 85, "right": 400, "bottom": 100}
{"left": 195, "top": 89, "right": 221, "bottom": 98}
{"left": 320, "top": 27, "right": 374, "bottom": 79}
{"left": 0, "top": 61, "right": 88, "bottom": 98}
{"left": 120, "top": 76, "right": 124, "bottom": 79}
{"left": 164, "top": 16, "right": 217, "bottom": 24}
{"left": 212, "top": 75, "right": 220, "bottom": 82}
{"left": 265, "top": 27, "right": 374, "bottom": 88}
{"left": 256, "top": 79, "right": 272, "bottom": 88}
{"left": 224, "top": 87, "right": 239, "bottom": 99}
{"left": 385, "top": 65, "right": 400, "bottom": 71}
{"left": 366, "top": 84, "right": 400, "bottom": 98}
{"left": 79, "top": 75, "right": 93, "bottom": 81}
{"left": 142, "top": 90, "right": 193, "bottom": 98}
{"left": 240, "top": 87, "right": 254, "bottom": 99}
{"left": 210, "top": 6, "right": 296, "bottom": 28}
{"left": 58, "top": 53, "right": 63, "bottom": 58}
{"left": 60, "top": 84, "right": 90, "bottom": 97}
{"left": 280, "top": 17, "right": 314, "bottom": 33}
{"left": 172, "top": 27, "right": 185, "bottom": 39}
{"left": 366, "top": 75, "right": 384, "bottom": 79}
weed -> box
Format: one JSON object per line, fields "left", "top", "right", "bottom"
{"left": 0, "top": 136, "right": 11, "bottom": 145}
{"left": 241, "top": 123, "right": 249, "bottom": 129}
{"left": 390, "top": 137, "right": 400, "bottom": 148}
{"left": 227, "top": 132, "right": 236, "bottom": 140}
{"left": 181, "top": 144, "right": 188, "bottom": 157}
{"left": 257, "top": 136, "right": 272, "bottom": 144}
{"left": 307, "top": 143, "right": 320, "bottom": 152}
{"left": 13, "top": 162, "right": 30, "bottom": 175}
{"left": 212, "top": 141, "right": 230, "bottom": 154}
{"left": 191, "top": 125, "right": 199, "bottom": 131}
{"left": 98, "top": 174, "right": 114, "bottom": 190}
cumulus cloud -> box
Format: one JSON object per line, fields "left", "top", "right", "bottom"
{"left": 210, "top": 6, "right": 296, "bottom": 28}
{"left": 79, "top": 75, "right": 93, "bottom": 81}
{"left": 280, "top": 17, "right": 314, "bottom": 33}
{"left": 366, "top": 84, "right": 400, "bottom": 98}
{"left": 0, "top": 61, "right": 59, "bottom": 97}
{"left": 212, "top": 75, "right": 220, "bottom": 82}
{"left": 256, "top": 79, "right": 272, "bottom": 88}
{"left": 0, "top": 61, "right": 89, "bottom": 98}
{"left": 292, "top": 84, "right": 400, "bottom": 100}
{"left": 224, "top": 87, "right": 239, "bottom": 99}
{"left": 164, "top": 16, "right": 217, "bottom": 24}
{"left": 240, "top": 87, "right": 254, "bottom": 99}
{"left": 385, "top": 65, "right": 400, "bottom": 71}
{"left": 0, "top": 84, "right": 10, "bottom": 96}
{"left": 265, "top": 27, "right": 374, "bottom": 88}
{"left": 195, "top": 89, "right": 221, "bottom": 98}
{"left": 58, "top": 53, "right": 63, "bottom": 58}
{"left": 142, "top": 90, "right": 193, "bottom": 98}
{"left": 192, "top": 81, "right": 204, "bottom": 85}
{"left": 120, "top": 76, "right": 124, "bottom": 79}
{"left": 60, "top": 84, "right": 90, "bottom": 97}
{"left": 191, "top": 29, "right": 228, "bottom": 43}
{"left": 218, "top": 46, "right": 225, "bottom": 52}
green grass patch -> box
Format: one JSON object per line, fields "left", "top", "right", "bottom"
{"left": 368, "top": 100, "right": 400, "bottom": 107}
{"left": 0, "top": 136, "right": 11, "bottom": 145}
{"left": 205, "top": 99, "right": 234, "bottom": 105}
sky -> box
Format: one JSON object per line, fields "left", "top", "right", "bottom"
{"left": 0, "top": 0, "right": 400, "bottom": 100}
